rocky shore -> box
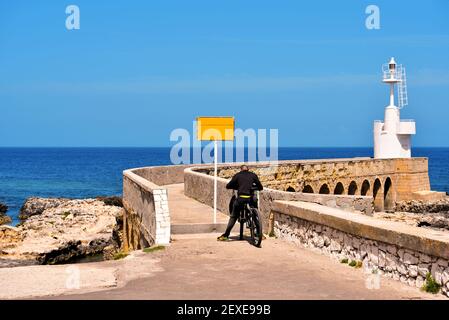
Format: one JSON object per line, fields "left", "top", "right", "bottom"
{"left": 379, "top": 197, "right": 449, "bottom": 231}
{"left": 0, "top": 197, "right": 124, "bottom": 267}
{"left": 0, "top": 202, "right": 11, "bottom": 225}
{"left": 396, "top": 197, "right": 449, "bottom": 214}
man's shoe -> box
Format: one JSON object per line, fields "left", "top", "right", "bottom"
{"left": 217, "top": 235, "right": 229, "bottom": 241}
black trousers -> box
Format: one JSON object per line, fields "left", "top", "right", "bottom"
{"left": 223, "top": 196, "right": 257, "bottom": 237}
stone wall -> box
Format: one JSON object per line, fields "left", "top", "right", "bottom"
{"left": 199, "top": 157, "right": 436, "bottom": 212}
{"left": 122, "top": 164, "right": 213, "bottom": 250}
{"left": 184, "top": 167, "right": 374, "bottom": 232}
{"left": 273, "top": 200, "right": 449, "bottom": 297}
{"left": 122, "top": 170, "right": 170, "bottom": 250}
{"left": 132, "top": 164, "right": 197, "bottom": 186}
{"left": 123, "top": 156, "right": 438, "bottom": 252}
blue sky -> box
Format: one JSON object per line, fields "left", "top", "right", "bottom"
{"left": 0, "top": 0, "right": 448, "bottom": 147}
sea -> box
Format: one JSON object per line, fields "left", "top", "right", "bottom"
{"left": 1, "top": 147, "right": 448, "bottom": 225}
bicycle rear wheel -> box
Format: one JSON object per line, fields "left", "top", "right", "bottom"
{"left": 249, "top": 208, "right": 263, "bottom": 247}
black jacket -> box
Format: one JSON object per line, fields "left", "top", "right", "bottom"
{"left": 226, "top": 170, "right": 263, "bottom": 196}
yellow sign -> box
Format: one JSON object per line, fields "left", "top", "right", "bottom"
{"left": 197, "top": 116, "right": 234, "bottom": 141}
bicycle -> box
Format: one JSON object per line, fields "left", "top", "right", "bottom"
{"left": 230, "top": 190, "right": 263, "bottom": 248}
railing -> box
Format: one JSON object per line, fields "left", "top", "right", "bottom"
{"left": 382, "top": 64, "right": 404, "bottom": 81}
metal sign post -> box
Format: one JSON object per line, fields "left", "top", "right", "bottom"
{"left": 197, "top": 116, "right": 234, "bottom": 224}
{"left": 213, "top": 140, "right": 218, "bottom": 223}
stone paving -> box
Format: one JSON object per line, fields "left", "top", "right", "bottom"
{"left": 55, "top": 233, "right": 440, "bottom": 300}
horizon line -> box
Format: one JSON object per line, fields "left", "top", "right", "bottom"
{"left": 1, "top": 146, "right": 448, "bottom": 149}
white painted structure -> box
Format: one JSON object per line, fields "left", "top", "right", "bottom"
{"left": 374, "top": 58, "right": 415, "bottom": 159}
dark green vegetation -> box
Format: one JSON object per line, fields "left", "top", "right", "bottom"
{"left": 113, "top": 251, "right": 129, "bottom": 260}
{"left": 143, "top": 245, "right": 165, "bottom": 253}
{"left": 421, "top": 272, "right": 441, "bottom": 294}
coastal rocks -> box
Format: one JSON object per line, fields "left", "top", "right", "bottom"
{"left": 0, "top": 203, "right": 7, "bottom": 214}
{"left": 396, "top": 198, "right": 449, "bottom": 214}
{"left": 96, "top": 196, "right": 123, "bottom": 208}
{"left": 0, "top": 213, "right": 11, "bottom": 225}
{"left": 19, "top": 198, "right": 69, "bottom": 221}
{"left": 0, "top": 214, "right": 10, "bottom": 225}
{"left": 373, "top": 197, "right": 449, "bottom": 232}
{"left": 0, "top": 197, "right": 124, "bottom": 267}
{"left": 0, "top": 203, "right": 11, "bottom": 225}
{"left": 0, "top": 225, "right": 22, "bottom": 246}
{"left": 375, "top": 210, "right": 449, "bottom": 231}
{"left": 19, "top": 196, "right": 123, "bottom": 221}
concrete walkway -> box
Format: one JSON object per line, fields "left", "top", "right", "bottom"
{"left": 169, "top": 183, "right": 238, "bottom": 234}
{"left": 169, "top": 183, "right": 229, "bottom": 225}
{"left": 53, "top": 184, "right": 439, "bottom": 300}
{"left": 0, "top": 183, "right": 443, "bottom": 300}
{"left": 54, "top": 233, "right": 438, "bottom": 300}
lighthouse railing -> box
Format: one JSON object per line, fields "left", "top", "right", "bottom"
{"left": 382, "top": 64, "right": 403, "bottom": 81}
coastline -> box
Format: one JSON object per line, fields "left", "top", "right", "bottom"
{"left": 0, "top": 202, "right": 11, "bottom": 225}
{"left": 0, "top": 197, "right": 124, "bottom": 268}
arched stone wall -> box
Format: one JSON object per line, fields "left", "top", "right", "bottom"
{"left": 361, "top": 180, "right": 370, "bottom": 196}
{"left": 211, "top": 157, "right": 433, "bottom": 207}
{"left": 373, "top": 178, "right": 383, "bottom": 212}
{"left": 384, "top": 177, "right": 394, "bottom": 212}
{"left": 348, "top": 181, "right": 358, "bottom": 195}
{"left": 334, "top": 182, "right": 344, "bottom": 195}
{"left": 319, "top": 184, "right": 330, "bottom": 194}
{"left": 286, "top": 186, "right": 296, "bottom": 192}
{"left": 302, "top": 185, "right": 314, "bottom": 193}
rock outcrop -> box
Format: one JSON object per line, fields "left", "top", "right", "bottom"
{"left": 0, "top": 203, "right": 11, "bottom": 225}
{"left": 375, "top": 211, "right": 449, "bottom": 231}
{"left": 0, "top": 197, "right": 124, "bottom": 267}
{"left": 19, "top": 197, "right": 67, "bottom": 221}
{"left": 96, "top": 196, "right": 123, "bottom": 208}
{"left": 384, "top": 197, "right": 449, "bottom": 231}
{"left": 396, "top": 197, "right": 449, "bottom": 214}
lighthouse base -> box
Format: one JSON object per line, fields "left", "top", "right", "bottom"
{"left": 373, "top": 117, "right": 415, "bottom": 159}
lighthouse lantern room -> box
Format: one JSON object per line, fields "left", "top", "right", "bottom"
{"left": 374, "top": 57, "right": 416, "bottom": 159}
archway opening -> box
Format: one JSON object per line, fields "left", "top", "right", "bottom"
{"left": 373, "top": 178, "right": 383, "bottom": 212}
{"left": 286, "top": 186, "right": 295, "bottom": 192}
{"left": 302, "top": 185, "right": 314, "bottom": 193}
{"left": 384, "top": 177, "right": 394, "bottom": 212}
{"left": 319, "top": 184, "right": 330, "bottom": 194}
{"left": 333, "top": 182, "right": 344, "bottom": 195}
{"left": 348, "top": 181, "right": 358, "bottom": 195}
{"left": 361, "top": 180, "right": 370, "bottom": 196}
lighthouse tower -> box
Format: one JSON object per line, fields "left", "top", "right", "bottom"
{"left": 374, "top": 58, "right": 415, "bottom": 159}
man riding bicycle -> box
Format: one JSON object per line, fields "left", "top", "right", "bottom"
{"left": 217, "top": 164, "right": 263, "bottom": 241}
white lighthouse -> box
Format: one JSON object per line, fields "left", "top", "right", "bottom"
{"left": 374, "top": 57, "right": 415, "bottom": 159}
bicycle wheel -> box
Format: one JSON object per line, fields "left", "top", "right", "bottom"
{"left": 249, "top": 208, "right": 263, "bottom": 247}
